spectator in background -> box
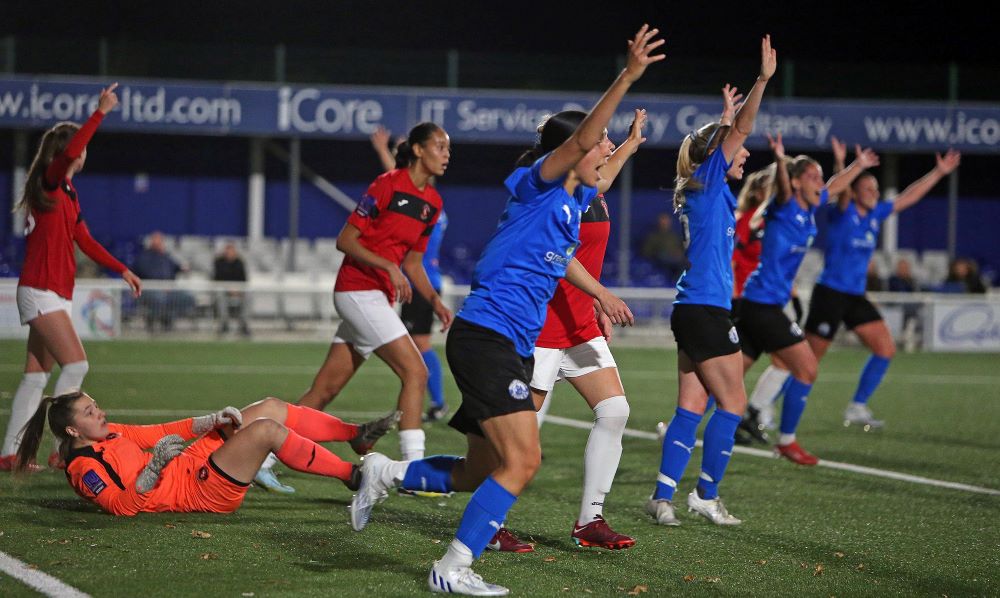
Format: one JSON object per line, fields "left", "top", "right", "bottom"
{"left": 133, "top": 231, "right": 193, "bottom": 331}
{"left": 942, "top": 258, "right": 987, "bottom": 293}
{"left": 213, "top": 242, "right": 250, "bottom": 336}
{"left": 641, "top": 212, "right": 686, "bottom": 280}
{"left": 865, "top": 259, "right": 884, "bottom": 292}
{"left": 888, "top": 258, "right": 918, "bottom": 293}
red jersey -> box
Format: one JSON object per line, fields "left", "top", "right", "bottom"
{"left": 732, "top": 210, "right": 765, "bottom": 296}
{"left": 334, "top": 169, "right": 442, "bottom": 303}
{"left": 536, "top": 195, "right": 610, "bottom": 349}
{"left": 18, "top": 111, "right": 126, "bottom": 299}
{"left": 65, "top": 419, "right": 199, "bottom": 516}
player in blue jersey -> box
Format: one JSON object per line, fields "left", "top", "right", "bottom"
{"left": 805, "top": 147, "right": 961, "bottom": 429}
{"left": 647, "top": 35, "right": 775, "bottom": 529}
{"left": 738, "top": 133, "right": 879, "bottom": 465}
{"left": 347, "top": 25, "right": 663, "bottom": 596}
{"left": 372, "top": 127, "right": 451, "bottom": 422}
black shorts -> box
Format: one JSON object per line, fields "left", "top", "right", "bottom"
{"left": 735, "top": 299, "right": 805, "bottom": 361}
{"left": 804, "top": 283, "right": 883, "bottom": 340}
{"left": 401, "top": 291, "right": 436, "bottom": 336}
{"left": 445, "top": 318, "right": 536, "bottom": 437}
{"left": 670, "top": 303, "right": 741, "bottom": 363}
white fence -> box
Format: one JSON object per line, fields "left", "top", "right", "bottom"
{"left": 1, "top": 279, "right": 997, "bottom": 352}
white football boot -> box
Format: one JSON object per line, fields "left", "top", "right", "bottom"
{"left": 428, "top": 562, "right": 509, "bottom": 596}
{"left": 843, "top": 402, "right": 885, "bottom": 430}
{"left": 686, "top": 491, "right": 742, "bottom": 526}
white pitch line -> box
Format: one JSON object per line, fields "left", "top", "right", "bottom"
{"left": 543, "top": 415, "right": 1000, "bottom": 497}
{"left": 0, "top": 551, "right": 90, "bottom": 598}
{"left": 1, "top": 364, "right": 998, "bottom": 385}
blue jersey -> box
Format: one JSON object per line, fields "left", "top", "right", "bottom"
{"left": 817, "top": 200, "right": 894, "bottom": 295}
{"left": 674, "top": 149, "right": 737, "bottom": 310}
{"left": 458, "top": 155, "right": 597, "bottom": 357}
{"left": 742, "top": 190, "right": 825, "bottom": 306}
{"left": 423, "top": 210, "right": 447, "bottom": 291}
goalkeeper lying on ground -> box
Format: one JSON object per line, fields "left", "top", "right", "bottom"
{"left": 13, "top": 392, "right": 397, "bottom": 516}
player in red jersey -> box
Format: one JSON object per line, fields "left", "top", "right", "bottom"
{"left": 14, "top": 391, "right": 397, "bottom": 515}
{"left": 304, "top": 122, "right": 451, "bottom": 455}
{"left": 1, "top": 84, "right": 142, "bottom": 472}
{"left": 487, "top": 110, "right": 648, "bottom": 553}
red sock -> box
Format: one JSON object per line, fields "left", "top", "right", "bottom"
{"left": 275, "top": 430, "right": 354, "bottom": 481}
{"left": 284, "top": 404, "right": 359, "bottom": 442}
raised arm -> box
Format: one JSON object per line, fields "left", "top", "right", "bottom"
{"left": 44, "top": 83, "right": 118, "bottom": 186}
{"left": 539, "top": 24, "right": 665, "bottom": 182}
{"left": 596, "top": 108, "right": 647, "bottom": 194}
{"left": 892, "top": 149, "right": 961, "bottom": 213}
{"left": 721, "top": 35, "right": 776, "bottom": 162}
{"left": 370, "top": 126, "right": 397, "bottom": 173}
{"left": 829, "top": 136, "right": 850, "bottom": 208}
{"left": 826, "top": 144, "right": 880, "bottom": 198}
{"left": 767, "top": 132, "right": 792, "bottom": 203}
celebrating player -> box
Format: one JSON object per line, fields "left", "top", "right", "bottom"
{"left": 1, "top": 83, "right": 142, "bottom": 472}
{"left": 347, "top": 25, "right": 662, "bottom": 596}
{"left": 805, "top": 145, "right": 960, "bottom": 428}
{"left": 647, "top": 35, "right": 775, "bottom": 528}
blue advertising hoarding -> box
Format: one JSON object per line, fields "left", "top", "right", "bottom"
{"left": 0, "top": 76, "right": 997, "bottom": 153}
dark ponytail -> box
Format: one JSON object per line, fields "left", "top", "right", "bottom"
{"left": 395, "top": 122, "right": 442, "bottom": 169}
{"left": 516, "top": 110, "right": 587, "bottom": 167}
{"left": 15, "top": 391, "right": 84, "bottom": 473}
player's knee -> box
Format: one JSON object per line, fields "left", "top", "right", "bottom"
{"left": 794, "top": 360, "right": 818, "bottom": 385}
{"left": 401, "top": 360, "right": 429, "bottom": 386}
{"left": 593, "top": 395, "right": 629, "bottom": 428}
{"left": 876, "top": 342, "right": 896, "bottom": 360}
{"left": 245, "top": 418, "right": 286, "bottom": 442}
{"left": 505, "top": 448, "right": 541, "bottom": 481}
{"left": 258, "top": 397, "right": 286, "bottom": 417}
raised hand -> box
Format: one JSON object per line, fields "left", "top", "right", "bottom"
{"left": 831, "top": 136, "right": 847, "bottom": 165}
{"left": 935, "top": 149, "right": 961, "bottom": 175}
{"left": 767, "top": 132, "right": 785, "bottom": 158}
{"left": 628, "top": 108, "right": 648, "bottom": 145}
{"left": 854, "top": 144, "right": 880, "bottom": 170}
{"left": 721, "top": 84, "right": 744, "bottom": 123}
{"left": 97, "top": 83, "right": 119, "bottom": 114}
{"left": 759, "top": 34, "right": 777, "bottom": 81}
{"left": 192, "top": 406, "right": 243, "bottom": 435}
{"left": 624, "top": 24, "right": 666, "bottom": 83}
{"left": 370, "top": 126, "right": 391, "bottom": 152}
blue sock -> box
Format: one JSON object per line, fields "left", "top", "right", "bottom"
{"left": 455, "top": 476, "right": 518, "bottom": 558}
{"left": 779, "top": 378, "right": 812, "bottom": 436}
{"left": 698, "top": 410, "right": 741, "bottom": 500}
{"left": 401, "top": 455, "right": 460, "bottom": 493}
{"left": 654, "top": 407, "right": 702, "bottom": 501}
{"left": 705, "top": 395, "right": 716, "bottom": 413}
{"left": 852, "top": 355, "right": 891, "bottom": 405}
{"left": 422, "top": 349, "right": 445, "bottom": 409}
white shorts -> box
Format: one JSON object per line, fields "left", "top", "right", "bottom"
{"left": 530, "top": 337, "right": 618, "bottom": 392}
{"left": 332, "top": 290, "right": 409, "bottom": 359}
{"left": 17, "top": 286, "right": 72, "bottom": 326}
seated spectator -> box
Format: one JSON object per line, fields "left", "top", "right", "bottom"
{"left": 941, "top": 258, "right": 987, "bottom": 294}
{"left": 888, "top": 258, "right": 918, "bottom": 293}
{"left": 213, "top": 242, "right": 250, "bottom": 336}
{"left": 133, "top": 231, "right": 194, "bottom": 331}
{"left": 865, "top": 259, "right": 885, "bottom": 292}
{"left": 641, "top": 213, "right": 686, "bottom": 280}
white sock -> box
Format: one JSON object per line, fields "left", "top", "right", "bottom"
{"left": 261, "top": 452, "right": 279, "bottom": 470}
{"left": 749, "top": 365, "right": 789, "bottom": 410}
{"left": 3, "top": 372, "right": 50, "bottom": 455}
{"left": 579, "top": 395, "right": 629, "bottom": 524}
{"left": 53, "top": 361, "right": 89, "bottom": 396}
{"left": 438, "top": 539, "right": 474, "bottom": 570}
{"left": 399, "top": 428, "right": 425, "bottom": 460}
{"left": 535, "top": 393, "right": 552, "bottom": 428}
{"left": 779, "top": 433, "right": 796, "bottom": 445}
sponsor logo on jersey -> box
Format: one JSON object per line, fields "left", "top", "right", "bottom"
{"left": 508, "top": 380, "right": 529, "bottom": 400}
{"left": 727, "top": 226, "right": 735, "bottom": 237}
{"left": 397, "top": 198, "right": 409, "bottom": 207}
{"left": 544, "top": 251, "right": 571, "bottom": 266}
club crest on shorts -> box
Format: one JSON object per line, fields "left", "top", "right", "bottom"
{"left": 728, "top": 326, "right": 739, "bottom": 344}
{"left": 790, "top": 322, "right": 803, "bottom": 337}
{"left": 818, "top": 322, "right": 831, "bottom": 336}
{"left": 508, "top": 379, "right": 529, "bottom": 400}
